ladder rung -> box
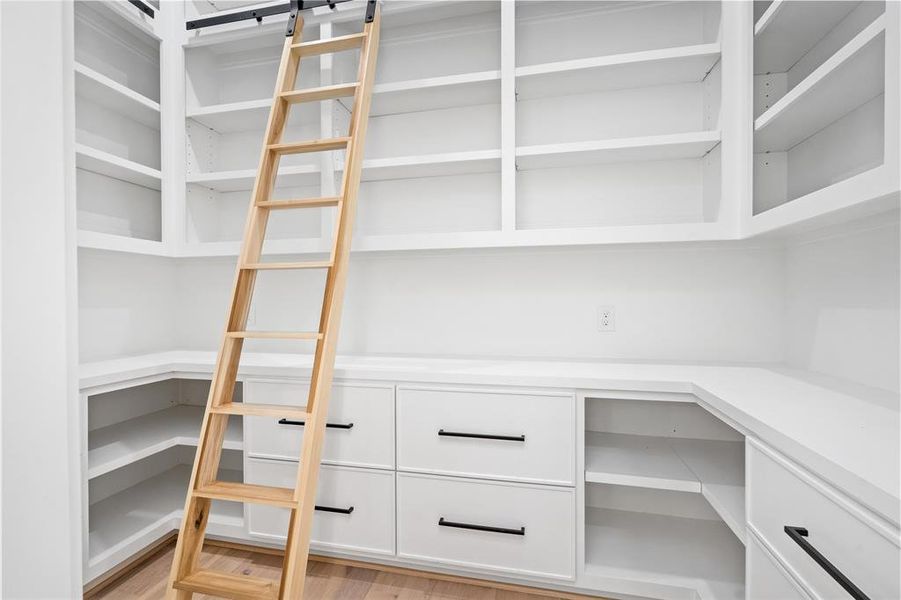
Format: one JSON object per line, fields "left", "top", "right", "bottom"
{"left": 280, "top": 82, "right": 359, "bottom": 104}
{"left": 257, "top": 197, "right": 341, "bottom": 210}
{"left": 268, "top": 137, "right": 350, "bottom": 155}
{"left": 226, "top": 331, "right": 322, "bottom": 340}
{"left": 194, "top": 481, "right": 296, "bottom": 508}
{"left": 174, "top": 569, "right": 279, "bottom": 600}
{"left": 291, "top": 32, "right": 366, "bottom": 56}
{"left": 241, "top": 261, "right": 332, "bottom": 271}
{"left": 211, "top": 402, "right": 308, "bottom": 419}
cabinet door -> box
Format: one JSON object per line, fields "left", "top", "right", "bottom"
{"left": 748, "top": 533, "right": 811, "bottom": 600}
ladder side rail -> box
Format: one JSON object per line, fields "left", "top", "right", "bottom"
{"left": 165, "top": 17, "right": 307, "bottom": 600}
{"left": 279, "top": 7, "right": 381, "bottom": 599}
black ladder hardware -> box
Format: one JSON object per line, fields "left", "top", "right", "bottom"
{"left": 438, "top": 517, "right": 525, "bottom": 536}
{"left": 278, "top": 417, "right": 354, "bottom": 429}
{"left": 315, "top": 505, "right": 355, "bottom": 515}
{"left": 127, "top": 0, "right": 154, "bottom": 18}
{"left": 185, "top": 0, "right": 356, "bottom": 33}
{"left": 784, "top": 526, "right": 871, "bottom": 600}
{"left": 438, "top": 429, "right": 525, "bottom": 442}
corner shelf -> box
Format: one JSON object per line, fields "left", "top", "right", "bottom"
{"left": 75, "top": 143, "right": 162, "bottom": 191}
{"left": 755, "top": 16, "right": 885, "bottom": 152}
{"left": 516, "top": 43, "right": 721, "bottom": 99}
{"left": 516, "top": 131, "right": 720, "bottom": 170}
{"left": 77, "top": 230, "right": 168, "bottom": 256}
{"left": 585, "top": 432, "right": 745, "bottom": 543}
{"left": 87, "top": 465, "right": 243, "bottom": 582}
{"left": 754, "top": 0, "right": 859, "bottom": 72}
{"left": 75, "top": 62, "right": 160, "bottom": 129}
{"left": 88, "top": 406, "right": 243, "bottom": 479}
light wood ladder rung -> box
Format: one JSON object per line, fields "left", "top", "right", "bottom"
{"left": 211, "top": 402, "right": 308, "bottom": 419}
{"left": 268, "top": 137, "right": 350, "bottom": 155}
{"left": 226, "top": 331, "right": 322, "bottom": 340}
{"left": 291, "top": 32, "right": 366, "bottom": 56}
{"left": 241, "top": 261, "right": 333, "bottom": 271}
{"left": 257, "top": 197, "right": 341, "bottom": 210}
{"left": 280, "top": 82, "right": 359, "bottom": 104}
{"left": 195, "top": 480, "right": 297, "bottom": 507}
{"left": 174, "top": 570, "right": 279, "bottom": 600}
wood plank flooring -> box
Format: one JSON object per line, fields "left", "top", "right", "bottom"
{"left": 90, "top": 542, "right": 591, "bottom": 599}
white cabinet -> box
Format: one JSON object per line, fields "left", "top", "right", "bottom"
{"left": 244, "top": 380, "right": 394, "bottom": 469}
{"left": 397, "top": 386, "right": 575, "bottom": 485}
{"left": 245, "top": 458, "right": 395, "bottom": 557}
{"left": 396, "top": 472, "right": 575, "bottom": 581}
{"left": 747, "top": 532, "right": 811, "bottom": 600}
{"left": 747, "top": 438, "right": 900, "bottom": 600}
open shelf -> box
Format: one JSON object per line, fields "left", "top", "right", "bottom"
{"left": 516, "top": 131, "right": 720, "bottom": 170}
{"left": 516, "top": 43, "right": 721, "bottom": 100}
{"left": 585, "top": 432, "right": 744, "bottom": 544}
{"left": 77, "top": 230, "right": 168, "bottom": 256}
{"left": 75, "top": 62, "right": 160, "bottom": 129}
{"left": 88, "top": 406, "right": 242, "bottom": 479}
{"left": 370, "top": 71, "right": 500, "bottom": 116}
{"left": 87, "top": 465, "right": 243, "bottom": 579}
{"left": 344, "top": 150, "right": 502, "bottom": 182}
{"left": 584, "top": 507, "right": 745, "bottom": 600}
{"left": 187, "top": 165, "right": 320, "bottom": 193}
{"left": 754, "top": 1, "right": 860, "bottom": 73}
{"left": 755, "top": 16, "right": 885, "bottom": 152}
{"left": 76, "top": 144, "right": 162, "bottom": 191}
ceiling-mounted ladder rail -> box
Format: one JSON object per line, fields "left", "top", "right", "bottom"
{"left": 127, "top": 0, "right": 155, "bottom": 18}
{"left": 185, "top": 0, "right": 372, "bottom": 33}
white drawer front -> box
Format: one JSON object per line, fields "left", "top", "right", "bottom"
{"left": 748, "top": 439, "right": 900, "bottom": 600}
{"left": 748, "top": 533, "right": 811, "bottom": 600}
{"left": 397, "top": 387, "right": 575, "bottom": 485}
{"left": 246, "top": 458, "right": 395, "bottom": 556}
{"left": 396, "top": 473, "right": 575, "bottom": 580}
{"left": 245, "top": 380, "right": 394, "bottom": 469}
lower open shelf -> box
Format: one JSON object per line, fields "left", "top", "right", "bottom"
{"left": 87, "top": 465, "right": 244, "bottom": 582}
{"left": 584, "top": 507, "right": 744, "bottom": 600}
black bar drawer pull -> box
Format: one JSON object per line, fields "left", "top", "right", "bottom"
{"left": 784, "top": 526, "right": 871, "bottom": 600}
{"left": 438, "top": 429, "right": 525, "bottom": 442}
{"left": 315, "top": 504, "right": 354, "bottom": 515}
{"left": 438, "top": 517, "right": 525, "bottom": 536}
{"left": 278, "top": 418, "right": 354, "bottom": 430}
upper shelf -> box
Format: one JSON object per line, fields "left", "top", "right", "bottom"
{"left": 75, "top": 62, "right": 160, "bottom": 129}
{"left": 516, "top": 43, "right": 721, "bottom": 99}
{"left": 516, "top": 131, "right": 720, "bottom": 170}
{"left": 75, "top": 143, "right": 162, "bottom": 191}
{"left": 754, "top": 0, "right": 859, "bottom": 74}
{"left": 755, "top": 16, "right": 885, "bottom": 152}
{"left": 187, "top": 164, "right": 320, "bottom": 192}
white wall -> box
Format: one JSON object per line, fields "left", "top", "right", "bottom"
{"left": 1, "top": 1, "right": 81, "bottom": 597}
{"left": 78, "top": 249, "right": 178, "bottom": 362}
{"left": 784, "top": 216, "right": 900, "bottom": 393}
{"left": 175, "top": 243, "right": 786, "bottom": 363}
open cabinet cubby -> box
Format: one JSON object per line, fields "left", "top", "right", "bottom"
{"left": 74, "top": 0, "right": 163, "bottom": 252}
{"left": 83, "top": 379, "right": 244, "bottom": 583}
{"left": 514, "top": 1, "right": 723, "bottom": 231}
{"left": 581, "top": 394, "right": 746, "bottom": 599}
{"left": 752, "top": 0, "right": 890, "bottom": 217}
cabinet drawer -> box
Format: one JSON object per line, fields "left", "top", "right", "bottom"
{"left": 748, "top": 532, "right": 811, "bottom": 600}
{"left": 246, "top": 458, "right": 395, "bottom": 556}
{"left": 245, "top": 380, "right": 394, "bottom": 469}
{"left": 748, "top": 439, "right": 900, "bottom": 600}
{"left": 397, "top": 387, "right": 575, "bottom": 485}
{"left": 396, "top": 473, "right": 575, "bottom": 580}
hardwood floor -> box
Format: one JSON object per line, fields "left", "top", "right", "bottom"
{"left": 90, "top": 542, "right": 590, "bottom": 599}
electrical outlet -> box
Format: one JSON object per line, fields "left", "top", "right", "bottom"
{"left": 598, "top": 306, "right": 616, "bottom": 332}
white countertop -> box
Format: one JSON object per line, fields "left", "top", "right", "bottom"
{"left": 80, "top": 350, "right": 900, "bottom": 527}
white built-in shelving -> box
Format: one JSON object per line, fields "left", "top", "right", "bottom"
{"left": 74, "top": 0, "right": 164, "bottom": 255}
{"left": 751, "top": 0, "right": 899, "bottom": 235}
{"left": 581, "top": 393, "right": 746, "bottom": 598}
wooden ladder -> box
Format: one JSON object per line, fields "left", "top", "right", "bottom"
{"left": 167, "top": 4, "right": 381, "bottom": 599}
